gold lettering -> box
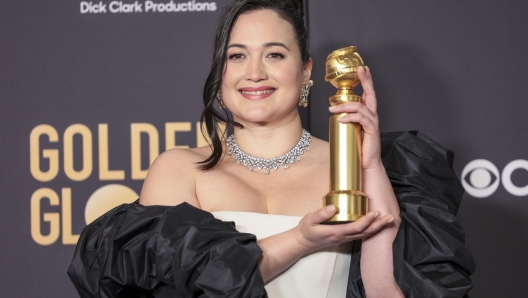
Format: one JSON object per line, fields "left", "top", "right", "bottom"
{"left": 98, "top": 124, "right": 125, "bottom": 180}
{"left": 64, "top": 124, "right": 93, "bottom": 181}
{"left": 30, "top": 125, "right": 59, "bottom": 182}
{"left": 131, "top": 123, "right": 159, "bottom": 180}
{"left": 165, "top": 122, "right": 191, "bottom": 150}
{"left": 30, "top": 188, "right": 60, "bottom": 246}
{"left": 61, "top": 188, "right": 80, "bottom": 244}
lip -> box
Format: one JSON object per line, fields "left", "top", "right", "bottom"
{"left": 238, "top": 86, "right": 276, "bottom": 100}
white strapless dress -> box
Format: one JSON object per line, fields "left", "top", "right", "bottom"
{"left": 212, "top": 211, "right": 352, "bottom": 298}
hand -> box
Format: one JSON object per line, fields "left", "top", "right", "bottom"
{"left": 291, "top": 204, "right": 395, "bottom": 253}
{"left": 328, "top": 66, "right": 381, "bottom": 170}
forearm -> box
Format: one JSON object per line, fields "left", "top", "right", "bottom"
{"left": 361, "top": 164, "right": 403, "bottom": 297}
{"left": 363, "top": 164, "right": 400, "bottom": 218}
{"left": 361, "top": 226, "right": 402, "bottom": 297}
{"left": 257, "top": 229, "right": 310, "bottom": 282}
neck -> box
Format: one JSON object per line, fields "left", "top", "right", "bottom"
{"left": 232, "top": 114, "right": 304, "bottom": 159}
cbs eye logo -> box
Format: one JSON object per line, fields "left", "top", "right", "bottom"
{"left": 462, "top": 159, "right": 528, "bottom": 198}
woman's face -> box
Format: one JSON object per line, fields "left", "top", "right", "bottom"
{"left": 221, "top": 9, "right": 312, "bottom": 126}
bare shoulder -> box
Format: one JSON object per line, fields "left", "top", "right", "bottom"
{"left": 139, "top": 146, "right": 211, "bottom": 207}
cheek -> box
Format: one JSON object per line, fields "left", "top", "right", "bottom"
{"left": 279, "top": 70, "right": 303, "bottom": 96}
{"left": 276, "top": 63, "right": 302, "bottom": 81}
{"left": 221, "top": 75, "right": 236, "bottom": 97}
{"left": 222, "top": 66, "right": 244, "bottom": 91}
{"left": 287, "top": 64, "right": 306, "bottom": 88}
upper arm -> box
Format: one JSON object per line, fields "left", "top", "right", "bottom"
{"left": 139, "top": 148, "right": 201, "bottom": 208}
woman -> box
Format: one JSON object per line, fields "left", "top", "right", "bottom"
{"left": 69, "top": 1, "right": 475, "bottom": 297}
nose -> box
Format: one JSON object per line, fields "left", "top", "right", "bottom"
{"left": 246, "top": 58, "right": 267, "bottom": 82}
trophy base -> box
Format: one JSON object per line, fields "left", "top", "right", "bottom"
{"left": 322, "top": 190, "right": 368, "bottom": 224}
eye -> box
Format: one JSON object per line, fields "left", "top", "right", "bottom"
{"left": 267, "top": 52, "right": 285, "bottom": 59}
{"left": 228, "top": 53, "right": 245, "bottom": 60}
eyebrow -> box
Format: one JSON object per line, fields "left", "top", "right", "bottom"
{"left": 227, "top": 42, "right": 291, "bottom": 51}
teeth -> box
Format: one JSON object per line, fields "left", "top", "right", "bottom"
{"left": 241, "top": 89, "right": 274, "bottom": 95}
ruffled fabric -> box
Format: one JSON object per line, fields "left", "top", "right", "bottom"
{"left": 69, "top": 131, "right": 475, "bottom": 298}
{"left": 347, "top": 131, "right": 476, "bottom": 298}
{"left": 67, "top": 202, "right": 267, "bottom": 298}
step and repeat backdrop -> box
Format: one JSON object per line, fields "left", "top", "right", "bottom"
{"left": 1, "top": 0, "right": 527, "bottom": 297}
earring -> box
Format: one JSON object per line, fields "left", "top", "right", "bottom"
{"left": 299, "top": 80, "right": 313, "bottom": 108}
{"left": 217, "top": 92, "right": 226, "bottom": 109}
{"left": 298, "top": 80, "right": 313, "bottom": 107}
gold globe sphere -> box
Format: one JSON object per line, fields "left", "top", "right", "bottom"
{"left": 324, "top": 46, "right": 365, "bottom": 105}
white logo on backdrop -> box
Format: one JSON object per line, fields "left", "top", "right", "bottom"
{"left": 462, "top": 159, "right": 528, "bottom": 198}
{"left": 80, "top": 1, "right": 217, "bottom": 14}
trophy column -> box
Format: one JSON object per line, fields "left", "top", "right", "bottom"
{"left": 323, "top": 46, "right": 368, "bottom": 224}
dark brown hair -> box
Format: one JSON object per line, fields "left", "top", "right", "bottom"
{"left": 198, "top": 0, "right": 309, "bottom": 170}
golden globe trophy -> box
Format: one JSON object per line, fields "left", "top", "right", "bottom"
{"left": 323, "top": 46, "right": 368, "bottom": 224}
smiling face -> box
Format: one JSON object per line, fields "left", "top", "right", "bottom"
{"left": 221, "top": 9, "right": 312, "bottom": 127}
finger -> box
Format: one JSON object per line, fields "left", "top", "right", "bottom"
{"left": 358, "top": 66, "right": 377, "bottom": 113}
{"left": 359, "top": 66, "right": 374, "bottom": 89}
{"left": 338, "top": 211, "right": 380, "bottom": 235}
{"left": 329, "top": 103, "right": 377, "bottom": 127}
{"left": 328, "top": 102, "right": 375, "bottom": 119}
{"left": 306, "top": 205, "right": 337, "bottom": 225}
{"left": 337, "top": 113, "right": 379, "bottom": 133}
{"left": 359, "top": 66, "right": 376, "bottom": 111}
{"left": 365, "top": 66, "right": 374, "bottom": 82}
{"left": 355, "top": 214, "right": 394, "bottom": 239}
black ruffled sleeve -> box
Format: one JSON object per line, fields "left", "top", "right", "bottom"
{"left": 67, "top": 202, "right": 267, "bottom": 298}
{"left": 347, "top": 131, "right": 476, "bottom": 298}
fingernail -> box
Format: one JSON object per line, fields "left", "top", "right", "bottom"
{"left": 387, "top": 216, "right": 395, "bottom": 223}
{"left": 365, "top": 66, "right": 369, "bottom": 72}
{"left": 329, "top": 106, "right": 337, "bottom": 111}
{"left": 326, "top": 205, "right": 336, "bottom": 213}
{"left": 374, "top": 212, "right": 380, "bottom": 218}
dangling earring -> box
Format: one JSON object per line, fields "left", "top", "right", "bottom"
{"left": 217, "top": 92, "right": 226, "bottom": 109}
{"left": 298, "top": 80, "right": 313, "bottom": 107}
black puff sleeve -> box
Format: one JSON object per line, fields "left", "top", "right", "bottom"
{"left": 347, "top": 131, "right": 476, "bottom": 298}
{"left": 68, "top": 202, "right": 268, "bottom": 298}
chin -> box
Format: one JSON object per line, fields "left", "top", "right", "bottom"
{"left": 241, "top": 115, "right": 274, "bottom": 126}
{"left": 239, "top": 107, "right": 273, "bottom": 122}
{"left": 233, "top": 103, "right": 297, "bottom": 125}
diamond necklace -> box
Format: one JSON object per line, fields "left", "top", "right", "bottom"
{"left": 226, "top": 129, "right": 312, "bottom": 175}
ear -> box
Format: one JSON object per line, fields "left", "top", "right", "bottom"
{"left": 303, "top": 58, "right": 313, "bottom": 82}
